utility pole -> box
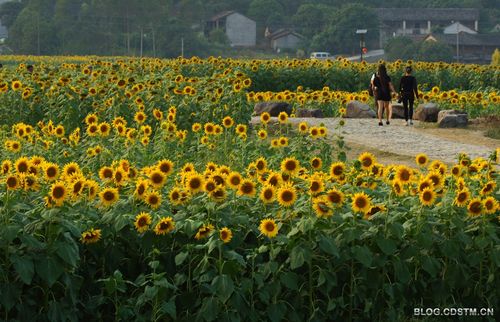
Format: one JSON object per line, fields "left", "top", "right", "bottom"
{"left": 152, "top": 26, "right": 156, "bottom": 58}
{"left": 140, "top": 27, "right": 143, "bottom": 57}
{"left": 456, "top": 23, "right": 459, "bottom": 63}
{"left": 356, "top": 29, "right": 367, "bottom": 62}
{"left": 181, "top": 37, "right": 184, "bottom": 58}
{"left": 37, "top": 15, "right": 40, "bottom": 55}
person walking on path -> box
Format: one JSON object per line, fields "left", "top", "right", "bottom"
{"left": 371, "top": 64, "right": 396, "bottom": 126}
{"left": 399, "top": 66, "right": 419, "bottom": 126}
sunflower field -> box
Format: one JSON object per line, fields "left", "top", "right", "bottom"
{"left": 0, "top": 56, "right": 499, "bottom": 321}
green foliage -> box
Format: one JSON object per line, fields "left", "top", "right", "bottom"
{"left": 310, "top": 4, "right": 379, "bottom": 55}
{"left": 417, "top": 41, "right": 454, "bottom": 62}
{"left": 492, "top": 48, "right": 500, "bottom": 66}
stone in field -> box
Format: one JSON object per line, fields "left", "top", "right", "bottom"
{"left": 253, "top": 102, "right": 292, "bottom": 116}
{"left": 437, "top": 109, "right": 468, "bottom": 128}
{"left": 296, "top": 108, "right": 324, "bottom": 118}
{"left": 345, "top": 100, "right": 376, "bottom": 118}
{"left": 414, "top": 103, "right": 439, "bottom": 122}
{"left": 390, "top": 102, "right": 405, "bottom": 119}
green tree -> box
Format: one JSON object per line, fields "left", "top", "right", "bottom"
{"left": 384, "top": 36, "right": 419, "bottom": 61}
{"left": 292, "top": 4, "right": 333, "bottom": 39}
{"left": 416, "top": 41, "right": 453, "bottom": 62}
{"left": 311, "top": 4, "right": 378, "bottom": 55}
{"left": 491, "top": 48, "right": 500, "bottom": 65}
{"left": 0, "top": 1, "right": 26, "bottom": 29}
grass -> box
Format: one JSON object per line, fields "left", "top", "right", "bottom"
{"left": 485, "top": 127, "right": 500, "bottom": 140}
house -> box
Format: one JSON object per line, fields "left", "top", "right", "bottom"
{"left": 267, "top": 29, "right": 303, "bottom": 51}
{"left": 375, "top": 8, "right": 480, "bottom": 47}
{"left": 422, "top": 33, "right": 500, "bottom": 64}
{"left": 443, "top": 22, "right": 477, "bottom": 34}
{"left": 205, "top": 11, "right": 256, "bottom": 47}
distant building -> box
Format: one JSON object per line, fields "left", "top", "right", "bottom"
{"left": 443, "top": 22, "right": 477, "bottom": 35}
{"left": 376, "top": 8, "right": 480, "bottom": 47}
{"left": 422, "top": 33, "right": 500, "bottom": 64}
{"left": 205, "top": 11, "right": 256, "bottom": 47}
{"left": 267, "top": 29, "right": 303, "bottom": 51}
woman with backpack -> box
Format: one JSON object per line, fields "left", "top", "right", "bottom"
{"left": 371, "top": 64, "right": 396, "bottom": 126}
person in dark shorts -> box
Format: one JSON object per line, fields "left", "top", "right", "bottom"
{"left": 371, "top": 64, "right": 396, "bottom": 126}
{"left": 399, "top": 66, "right": 419, "bottom": 126}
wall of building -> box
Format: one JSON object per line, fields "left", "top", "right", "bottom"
{"left": 226, "top": 13, "right": 256, "bottom": 47}
{"left": 271, "top": 35, "right": 301, "bottom": 50}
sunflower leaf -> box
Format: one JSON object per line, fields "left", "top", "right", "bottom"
{"left": 212, "top": 274, "right": 234, "bottom": 303}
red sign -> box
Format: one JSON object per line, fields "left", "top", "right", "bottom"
{"left": 362, "top": 47, "right": 368, "bottom": 54}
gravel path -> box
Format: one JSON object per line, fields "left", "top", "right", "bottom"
{"left": 251, "top": 117, "right": 497, "bottom": 164}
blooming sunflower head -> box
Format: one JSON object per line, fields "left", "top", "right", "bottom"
{"left": 134, "top": 212, "right": 152, "bottom": 233}
{"left": 259, "top": 218, "right": 279, "bottom": 238}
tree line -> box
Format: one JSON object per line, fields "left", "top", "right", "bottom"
{"left": 0, "top": 0, "right": 498, "bottom": 58}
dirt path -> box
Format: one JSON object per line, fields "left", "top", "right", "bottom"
{"left": 251, "top": 117, "right": 499, "bottom": 165}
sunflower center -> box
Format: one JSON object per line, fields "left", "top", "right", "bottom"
{"left": 264, "top": 189, "right": 273, "bottom": 199}
{"left": 152, "top": 173, "right": 163, "bottom": 184}
{"left": 285, "top": 161, "right": 296, "bottom": 171}
{"left": 470, "top": 201, "right": 481, "bottom": 214}
{"left": 355, "top": 197, "right": 367, "bottom": 208}
{"left": 423, "top": 191, "right": 432, "bottom": 201}
{"left": 230, "top": 176, "right": 240, "bottom": 186}
{"left": 281, "top": 190, "right": 294, "bottom": 202}
{"left": 400, "top": 170, "right": 410, "bottom": 181}
{"left": 361, "top": 158, "right": 372, "bottom": 167}
{"left": 6, "top": 177, "right": 17, "bottom": 187}
{"left": 53, "top": 186, "right": 65, "bottom": 199}
{"left": 148, "top": 195, "right": 159, "bottom": 204}
{"left": 138, "top": 217, "right": 148, "bottom": 226}
{"left": 103, "top": 191, "right": 115, "bottom": 201}
{"left": 311, "top": 182, "right": 320, "bottom": 191}
{"left": 265, "top": 222, "right": 275, "bottom": 232}
{"left": 189, "top": 178, "right": 201, "bottom": 189}
{"left": 242, "top": 183, "right": 253, "bottom": 194}
{"left": 47, "top": 167, "right": 57, "bottom": 177}
{"left": 18, "top": 162, "right": 28, "bottom": 173}
{"left": 333, "top": 166, "right": 343, "bottom": 176}
{"left": 457, "top": 192, "right": 467, "bottom": 202}
{"left": 328, "top": 192, "right": 341, "bottom": 203}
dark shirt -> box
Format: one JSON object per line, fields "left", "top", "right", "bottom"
{"left": 373, "top": 75, "right": 392, "bottom": 101}
{"left": 399, "top": 75, "right": 418, "bottom": 99}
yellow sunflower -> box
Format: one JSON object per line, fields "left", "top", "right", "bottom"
{"left": 259, "top": 218, "right": 279, "bottom": 238}
{"left": 99, "top": 187, "right": 119, "bottom": 207}
{"left": 134, "top": 212, "right": 152, "bottom": 233}
{"left": 415, "top": 153, "right": 429, "bottom": 166}
{"left": 259, "top": 185, "right": 276, "bottom": 204}
{"left": 195, "top": 224, "right": 214, "bottom": 240}
{"left": 454, "top": 189, "right": 470, "bottom": 207}
{"left": 358, "top": 152, "right": 376, "bottom": 170}
{"left": 467, "top": 198, "right": 483, "bottom": 216}
{"left": 277, "top": 184, "right": 297, "bottom": 207}
{"left": 154, "top": 217, "right": 175, "bottom": 235}
{"left": 219, "top": 227, "right": 233, "bottom": 243}
{"left": 80, "top": 228, "right": 101, "bottom": 244}
{"left": 351, "top": 192, "right": 371, "bottom": 214}
{"left": 419, "top": 188, "right": 436, "bottom": 206}
{"left": 483, "top": 197, "right": 498, "bottom": 215}
{"left": 313, "top": 196, "right": 333, "bottom": 218}
{"left": 144, "top": 191, "right": 162, "bottom": 209}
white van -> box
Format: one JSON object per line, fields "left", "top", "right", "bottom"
{"left": 310, "top": 52, "right": 332, "bottom": 60}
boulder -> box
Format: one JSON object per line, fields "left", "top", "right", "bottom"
{"left": 437, "top": 109, "right": 468, "bottom": 128}
{"left": 253, "top": 102, "right": 292, "bottom": 116}
{"left": 295, "top": 108, "right": 324, "bottom": 118}
{"left": 345, "top": 100, "right": 376, "bottom": 118}
{"left": 414, "top": 103, "right": 439, "bottom": 122}
{"left": 390, "top": 102, "right": 405, "bottom": 119}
